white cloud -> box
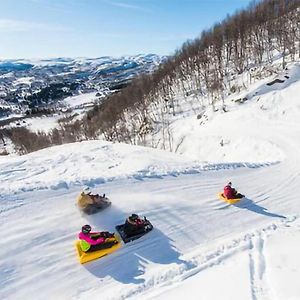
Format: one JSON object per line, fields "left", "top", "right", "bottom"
{"left": 105, "top": 0, "right": 152, "bottom": 12}
{"left": 0, "top": 19, "right": 70, "bottom": 32}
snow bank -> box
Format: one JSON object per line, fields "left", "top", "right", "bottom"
{"left": 0, "top": 140, "right": 201, "bottom": 194}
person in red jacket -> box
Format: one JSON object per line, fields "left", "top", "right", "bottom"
{"left": 223, "top": 182, "right": 244, "bottom": 199}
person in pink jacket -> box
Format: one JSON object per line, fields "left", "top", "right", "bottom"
{"left": 79, "top": 225, "right": 117, "bottom": 252}
{"left": 223, "top": 182, "right": 244, "bottom": 199}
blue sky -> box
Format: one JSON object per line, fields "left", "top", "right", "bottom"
{"left": 0, "top": 0, "right": 251, "bottom": 59}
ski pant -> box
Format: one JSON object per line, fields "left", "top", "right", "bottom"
{"left": 234, "top": 193, "right": 244, "bottom": 198}
{"left": 87, "top": 241, "right": 116, "bottom": 252}
{"left": 124, "top": 225, "right": 145, "bottom": 237}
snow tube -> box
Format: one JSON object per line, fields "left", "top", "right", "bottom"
{"left": 116, "top": 219, "right": 153, "bottom": 243}
{"left": 75, "top": 236, "right": 121, "bottom": 264}
{"left": 77, "top": 193, "right": 111, "bottom": 215}
{"left": 218, "top": 192, "right": 243, "bottom": 204}
{"left": 82, "top": 200, "right": 111, "bottom": 215}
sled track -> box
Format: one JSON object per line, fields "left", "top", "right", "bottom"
{"left": 248, "top": 232, "right": 271, "bottom": 300}
{"left": 118, "top": 215, "right": 298, "bottom": 300}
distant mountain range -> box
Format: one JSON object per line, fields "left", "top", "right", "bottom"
{"left": 0, "top": 54, "right": 164, "bottom": 120}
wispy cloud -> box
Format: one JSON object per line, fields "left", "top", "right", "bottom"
{"left": 30, "top": 0, "right": 152, "bottom": 13}
{"left": 0, "top": 19, "right": 71, "bottom": 32}
{"left": 28, "top": 0, "right": 76, "bottom": 14}
{"left": 104, "top": 0, "right": 152, "bottom": 12}
{"left": 93, "top": 32, "right": 127, "bottom": 38}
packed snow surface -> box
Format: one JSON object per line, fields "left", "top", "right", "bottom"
{"left": 1, "top": 63, "right": 300, "bottom": 300}
{"left": 63, "top": 92, "right": 97, "bottom": 108}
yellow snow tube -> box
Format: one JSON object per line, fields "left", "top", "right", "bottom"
{"left": 218, "top": 192, "right": 243, "bottom": 204}
{"left": 75, "top": 235, "right": 121, "bottom": 264}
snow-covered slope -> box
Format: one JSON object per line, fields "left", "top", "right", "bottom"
{"left": 1, "top": 63, "right": 300, "bottom": 300}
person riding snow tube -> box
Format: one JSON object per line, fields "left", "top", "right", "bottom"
{"left": 123, "top": 214, "right": 147, "bottom": 237}
{"left": 77, "top": 187, "right": 107, "bottom": 215}
{"left": 223, "top": 182, "right": 244, "bottom": 199}
{"left": 78, "top": 225, "right": 117, "bottom": 252}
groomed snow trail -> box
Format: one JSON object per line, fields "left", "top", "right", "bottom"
{"left": 1, "top": 63, "right": 300, "bottom": 300}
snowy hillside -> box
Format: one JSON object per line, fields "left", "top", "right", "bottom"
{"left": 1, "top": 62, "right": 300, "bottom": 300}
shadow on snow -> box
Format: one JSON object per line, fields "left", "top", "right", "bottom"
{"left": 234, "top": 197, "right": 286, "bottom": 219}
{"left": 84, "top": 216, "right": 192, "bottom": 284}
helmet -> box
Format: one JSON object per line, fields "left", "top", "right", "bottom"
{"left": 82, "top": 186, "right": 91, "bottom": 195}
{"left": 82, "top": 224, "right": 91, "bottom": 234}
{"left": 130, "top": 214, "right": 139, "bottom": 221}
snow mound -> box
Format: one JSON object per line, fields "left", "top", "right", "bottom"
{"left": 0, "top": 140, "right": 199, "bottom": 194}
{"left": 0, "top": 138, "right": 281, "bottom": 195}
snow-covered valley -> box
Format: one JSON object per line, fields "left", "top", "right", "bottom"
{"left": 0, "top": 55, "right": 163, "bottom": 127}
{"left": 1, "top": 62, "right": 300, "bottom": 300}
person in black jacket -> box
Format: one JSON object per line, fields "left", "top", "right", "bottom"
{"left": 124, "top": 214, "right": 146, "bottom": 237}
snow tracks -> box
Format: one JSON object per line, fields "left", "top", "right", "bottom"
{"left": 123, "top": 215, "right": 298, "bottom": 300}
